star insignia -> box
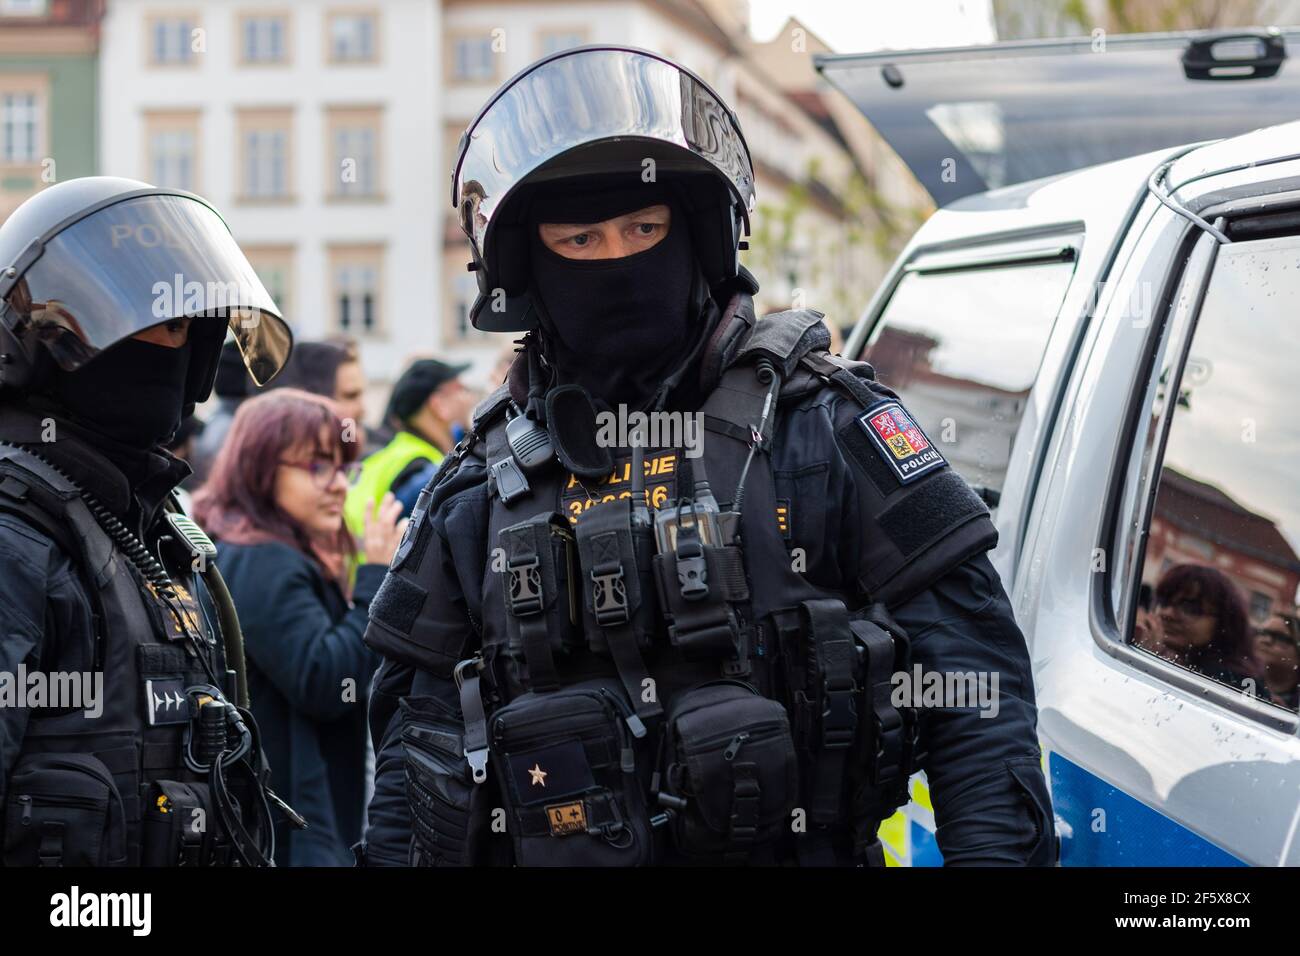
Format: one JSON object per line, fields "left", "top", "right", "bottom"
{"left": 528, "top": 763, "right": 548, "bottom": 787}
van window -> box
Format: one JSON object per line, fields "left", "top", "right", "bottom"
{"left": 861, "top": 258, "right": 1074, "bottom": 497}
{"left": 1133, "top": 235, "right": 1300, "bottom": 712}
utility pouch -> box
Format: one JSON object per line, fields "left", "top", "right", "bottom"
{"left": 499, "top": 511, "right": 583, "bottom": 691}
{"left": 141, "top": 780, "right": 216, "bottom": 866}
{"left": 658, "top": 680, "right": 797, "bottom": 863}
{"left": 784, "top": 599, "right": 862, "bottom": 827}
{"left": 574, "top": 498, "right": 663, "bottom": 724}
{"left": 401, "top": 694, "right": 499, "bottom": 866}
{"left": 3, "top": 753, "right": 128, "bottom": 866}
{"left": 652, "top": 539, "right": 749, "bottom": 662}
{"left": 575, "top": 497, "right": 657, "bottom": 656}
{"left": 488, "top": 679, "right": 654, "bottom": 866}
{"left": 847, "top": 604, "right": 920, "bottom": 826}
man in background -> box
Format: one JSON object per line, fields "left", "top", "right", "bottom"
{"left": 345, "top": 358, "right": 473, "bottom": 532}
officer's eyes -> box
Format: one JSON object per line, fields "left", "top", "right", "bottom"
{"left": 567, "top": 233, "right": 592, "bottom": 247}
{"left": 634, "top": 222, "right": 661, "bottom": 236}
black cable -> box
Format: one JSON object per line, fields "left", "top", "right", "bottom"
{"left": 0, "top": 441, "right": 210, "bottom": 666}
{"left": 731, "top": 359, "right": 780, "bottom": 514}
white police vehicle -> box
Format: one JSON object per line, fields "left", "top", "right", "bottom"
{"left": 818, "top": 29, "right": 1300, "bottom": 866}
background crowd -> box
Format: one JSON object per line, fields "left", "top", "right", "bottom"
{"left": 175, "top": 335, "right": 508, "bottom": 866}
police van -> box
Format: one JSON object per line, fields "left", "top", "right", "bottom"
{"left": 817, "top": 29, "right": 1300, "bottom": 866}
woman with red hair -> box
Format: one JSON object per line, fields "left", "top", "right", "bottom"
{"left": 193, "top": 388, "right": 405, "bottom": 866}
{"left": 1137, "top": 563, "right": 1265, "bottom": 695}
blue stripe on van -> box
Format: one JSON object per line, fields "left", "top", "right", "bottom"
{"left": 1050, "top": 752, "right": 1245, "bottom": 866}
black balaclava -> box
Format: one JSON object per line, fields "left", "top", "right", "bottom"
{"left": 46, "top": 336, "right": 192, "bottom": 449}
{"left": 527, "top": 180, "right": 703, "bottom": 410}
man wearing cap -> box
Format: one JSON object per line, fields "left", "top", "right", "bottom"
{"left": 345, "top": 358, "right": 473, "bottom": 534}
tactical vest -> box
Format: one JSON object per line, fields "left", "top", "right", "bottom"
{"left": 0, "top": 443, "right": 264, "bottom": 866}
{"left": 392, "top": 310, "right": 924, "bottom": 867}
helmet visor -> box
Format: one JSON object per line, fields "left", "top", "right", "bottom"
{"left": 453, "top": 47, "right": 755, "bottom": 260}
{"left": 3, "top": 193, "right": 290, "bottom": 386}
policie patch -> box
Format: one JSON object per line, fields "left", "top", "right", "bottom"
{"left": 857, "top": 402, "right": 945, "bottom": 484}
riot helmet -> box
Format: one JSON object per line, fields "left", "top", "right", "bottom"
{"left": 452, "top": 45, "right": 756, "bottom": 332}
{"left": 0, "top": 177, "right": 292, "bottom": 414}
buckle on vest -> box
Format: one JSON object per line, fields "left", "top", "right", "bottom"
{"left": 821, "top": 682, "right": 858, "bottom": 750}
{"left": 507, "top": 556, "right": 543, "bottom": 617}
{"left": 870, "top": 705, "right": 904, "bottom": 787}
{"left": 590, "top": 565, "right": 629, "bottom": 626}
{"left": 674, "top": 534, "right": 709, "bottom": 601}
{"left": 490, "top": 456, "right": 531, "bottom": 505}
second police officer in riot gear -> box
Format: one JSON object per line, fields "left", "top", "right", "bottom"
{"left": 360, "top": 46, "right": 1055, "bottom": 866}
{"left": 0, "top": 177, "right": 300, "bottom": 866}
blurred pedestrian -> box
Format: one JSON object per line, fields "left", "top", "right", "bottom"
{"left": 164, "top": 414, "right": 206, "bottom": 511}
{"left": 326, "top": 334, "right": 389, "bottom": 452}
{"left": 345, "top": 358, "right": 473, "bottom": 530}
{"left": 267, "top": 339, "right": 372, "bottom": 454}
{"left": 190, "top": 339, "right": 250, "bottom": 485}
{"left": 193, "top": 388, "right": 406, "bottom": 866}
{"left": 1146, "top": 564, "right": 1264, "bottom": 692}
{"left": 1254, "top": 612, "right": 1299, "bottom": 710}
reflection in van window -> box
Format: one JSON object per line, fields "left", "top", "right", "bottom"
{"left": 861, "top": 259, "right": 1073, "bottom": 496}
{"left": 1135, "top": 236, "right": 1300, "bottom": 712}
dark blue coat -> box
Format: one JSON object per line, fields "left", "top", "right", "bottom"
{"left": 216, "top": 540, "right": 383, "bottom": 866}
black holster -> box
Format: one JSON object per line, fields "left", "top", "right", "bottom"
{"left": 499, "top": 511, "right": 583, "bottom": 691}
{"left": 780, "top": 598, "right": 921, "bottom": 849}
{"left": 573, "top": 498, "right": 663, "bottom": 724}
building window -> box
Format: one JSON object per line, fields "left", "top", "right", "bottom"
{"left": 0, "top": 90, "right": 41, "bottom": 164}
{"left": 145, "top": 111, "right": 200, "bottom": 191}
{"left": 326, "top": 107, "right": 382, "bottom": 199}
{"left": 240, "top": 13, "right": 289, "bottom": 65}
{"left": 329, "top": 245, "right": 383, "bottom": 336}
{"left": 149, "top": 14, "right": 200, "bottom": 66}
{"left": 450, "top": 273, "right": 487, "bottom": 342}
{"left": 0, "top": 0, "right": 48, "bottom": 17}
{"left": 327, "top": 10, "right": 378, "bottom": 64}
{"left": 450, "top": 35, "right": 496, "bottom": 83}
{"left": 538, "top": 28, "right": 587, "bottom": 57}
{"left": 237, "top": 109, "right": 293, "bottom": 201}
{"left": 244, "top": 244, "right": 295, "bottom": 320}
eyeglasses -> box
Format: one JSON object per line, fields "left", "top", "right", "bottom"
{"left": 278, "top": 459, "right": 363, "bottom": 488}
{"left": 1254, "top": 627, "right": 1299, "bottom": 648}
{"left": 1156, "top": 597, "right": 1211, "bottom": 618}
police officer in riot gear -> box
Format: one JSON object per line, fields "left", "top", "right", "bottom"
{"left": 0, "top": 176, "right": 297, "bottom": 866}
{"left": 359, "top": 47, "right": 1054, "bottom": 866}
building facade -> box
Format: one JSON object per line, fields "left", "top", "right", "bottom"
{"left": 439, "top": 0, "right": 928, "bottom": 375}
{"left": 0, "top": 0, "right": 102, "bottom": 222}
{"left": 98, "top": 0, "right": 440, "bottom": 415}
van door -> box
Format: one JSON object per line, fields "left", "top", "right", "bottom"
{"left": 816, "top": 29, "right": 1300, "bottom": 206}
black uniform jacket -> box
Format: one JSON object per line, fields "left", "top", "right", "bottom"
{"left": 357, "top": 341, "right": 1056, "bottom": 867}
{"left": 0, "top": 400, "right": 195, "bottom": 809}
